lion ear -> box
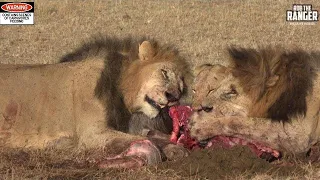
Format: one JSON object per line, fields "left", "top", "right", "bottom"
{"left": 138, "top": 41, "right": 156, "bottom": 61}
{"left": 266, "top": 75, "right": 279, "bottom": 87}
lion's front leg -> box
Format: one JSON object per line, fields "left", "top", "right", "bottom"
{"left": 189, "top": 111, "right": 314, "bottom": 155}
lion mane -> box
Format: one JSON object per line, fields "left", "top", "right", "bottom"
{"left": 190, "top": 46, "right": 320, "bottom": 154}
{"left": 228, "top": 46, "right": 318, "bottom": 121}
{"left": 61, "top": 36, "right": 191, "bottom": 134}
{"left": 0, "top": 36, "right": 191, "bottom": 149}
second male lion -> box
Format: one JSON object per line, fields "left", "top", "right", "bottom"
{"left": 189, "top": 46, "right": 320, "bottom": 156}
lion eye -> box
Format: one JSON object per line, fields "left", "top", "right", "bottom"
{"left": 207, "top": 89, "right": 214, "bottom": 95}
{"left": 161, "top": 69, "right": 168, "bottom": 79}
{"left": 229, "top": 89, "right": 238, "bottom": 95}
{"left": 229, "top": 85, "right": 238, "bottom": 95}
{"left": 179, "top": 81, "right": 184, "bottom": 93}
{"left": 220, "top": 88, "right": 238, "bottom": 100}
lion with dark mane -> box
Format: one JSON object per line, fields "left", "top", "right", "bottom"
{"left": 60, "top": 36, "right": 191, "bottom": 135}
{"left": 190, "top": 46, "right": 320, "bottom": 157}
{"left": 0, "top": 36, "right": 191, "bottom": 157}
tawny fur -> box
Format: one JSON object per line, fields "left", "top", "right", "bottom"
{"left": 0, "top": 36, "right": 191, "bottom": 150}
{"left": 190, "top": 47, "right": 320, "bottom": 153}
{"left": 228, "top": 46, "right": 317, "bottom": 121}
{"left": 61, "top": 36, "right": 192, "bottom": 134}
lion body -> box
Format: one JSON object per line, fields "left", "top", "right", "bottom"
{"left": 0, "top": 60, "right": 138, "bottom": 149}
{"left": 0, "top": 37, "right": 190, "bottom": 149}
{"left": 190, "top": 47, "right": 320, "bottom": 153}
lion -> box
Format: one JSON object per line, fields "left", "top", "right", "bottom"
{"left": 0, "top": 36, "right": 191, "bottom": 156}
{"left": 60, "top": 36, "right": 191, "bottom": 136}
{"left": 189, "top": 46, "right": 320, "bottom": 157}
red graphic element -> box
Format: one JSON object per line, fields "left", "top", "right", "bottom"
{"left": 1, "top": 3, "right": 33, "bottom": 13}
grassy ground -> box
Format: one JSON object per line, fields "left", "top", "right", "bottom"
{"left": 1, "top": 0, "right": 320, "bottom": 66}
{"left": 1, "top": 0, "right": 320, "bottom": 179}
{"left": 1, "top": 146, "right": 320, "bottom": 179}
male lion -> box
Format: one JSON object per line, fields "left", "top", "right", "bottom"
{"left": 189, "top": 46, "right": 320, "bottom": 158}
{"left": 60, "top": 36, "right": 191, "bottom": 136}
{"left": 0, "top": 36, "right": 191, "bottom": 166}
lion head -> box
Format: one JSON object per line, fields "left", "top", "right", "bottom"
{"left": 191, "top": 46, "right": 317, "bottom": 120}
{"left": 120, "top": 41, "right": 191, "bottom": 118}
{"left": 191, "top": 64, "right": 249, "bottom": 117}
{"left": 189, "top": 46, "right": 319, "bottom": 154}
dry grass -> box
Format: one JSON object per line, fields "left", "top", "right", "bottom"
{"left": 1, "top": 146, "right": 320, "bottom": 179}
{"left": 1, "top": 0, "right": 320, "bottom": 179}
{"left": 1, "top": 0, "right": 319, "bottom": 66}
{"left": 0, "top": 148, "right": 184, "bottom": 179}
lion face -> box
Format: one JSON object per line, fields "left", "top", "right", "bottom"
{"left": 189, "top": 64, "right": 252, "bottom": 141}
{"left": 189, "top": 47, "right": 320, "bottom": 154}
{"left": 121, "top": 41, "right": 188, "bottom": 118}
{"left": 191, "top": 64, "right": 250, "bottom": 118}
{"left": 137, "top": 62, "right": 185, "bottom": 118}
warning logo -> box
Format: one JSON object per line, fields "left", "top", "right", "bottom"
{"left": 0, "top": 2, "right": 34, "bottom": 25}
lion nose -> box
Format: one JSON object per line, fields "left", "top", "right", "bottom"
{"left": 165, "top": 91, "right": 180, "bottom": 102}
